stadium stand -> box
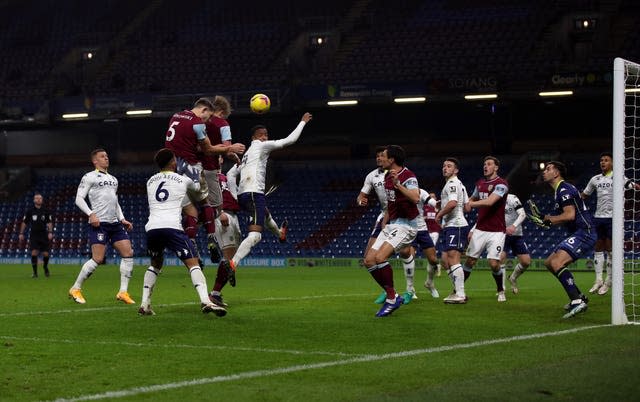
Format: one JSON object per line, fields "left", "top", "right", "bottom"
{"left": 4, "top": 154, "right": 632, "bottom": 262}
{"left": 1, "top": 2, "right": 638, "bottom": 262}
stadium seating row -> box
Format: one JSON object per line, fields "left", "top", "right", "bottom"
{"left": 1, "top": 155, "right": 637, "bottom": 261}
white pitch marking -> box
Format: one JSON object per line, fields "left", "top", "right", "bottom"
{"left": 47, "top": 324, "right": 611, "bottom": 402}
{"left": 0, "top": 335, "right": 358, "bottom": 358}
{"left": 0, "top": 294, "right": 371, "bottom": 317}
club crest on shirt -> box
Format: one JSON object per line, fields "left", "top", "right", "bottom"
{"left": 32, "top": 215, "right": 38, "bottom": 221}
{"left": 488, "top": 184, "right": 494, "bottom": 192}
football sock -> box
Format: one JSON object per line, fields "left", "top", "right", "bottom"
{"left": 265, "top": 215, "right": 281, "bottom": 237}
{"left": 201, "top": 205, "right": 216, "bottom": 236}
{"left": 593, "top": 251, "right": 604, "bottom": 282}
{"left": 555, "top": 268, "right": 582, "bottom": 300}
{"left": 448, "top": 263, "right": 465, "bottom": 297}
{"left": 369, "top": 262, "right": 395, "bottom": 300}
{"left": 31, "top": 256, "right": 38, "bottom": 274}
{"left": 492, "top": 267, "right": 505, "bottom": 292}
{"left": 232, "top": 231, "right": 261, "bottom": 266}
{"left": 402, "top": 255, "right": 415, "bottom": 290}
{"left": 43, "top": 256, "right": 49, "bottom": 271}
{"left": 141, "top": 266, "right": 160, "bottom": 307}
{"left": 119, "top": 257, "right": 134, "bottom": 292}
{"left": 427, "top": 262, "right": 437, "bottom": 282}
{"left": 605, "top": 251, "right": 612, "bottom": 284}
{"left": 511, "top": 263, "right": 525, "bottom": 280}
{"left": 183, "top": 215, "right": 198, "bottom": 239}
{"left": 73, "top": 259, "right": 98, "bottom": 289}
{"left": 212, "top": 262, "right": 228, "bottom": 292}
{"left": 189, "top": 266, "right": 210, "bottom": 304}
{"left": 463, "top": 264, "right": 473, "bottom": 281}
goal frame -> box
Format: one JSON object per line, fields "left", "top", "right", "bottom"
{"left": 612, "top": 57, "right": 639, "bottom": 325}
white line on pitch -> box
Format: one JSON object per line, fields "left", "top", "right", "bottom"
{"left": 0, "top": 335, "right": 358, "bottom": 358}
{"left": 47, "top": 324, "right": 611, "bottom": 402}
{"left": 0, "top": 294, "right": 371, "bottom": 317}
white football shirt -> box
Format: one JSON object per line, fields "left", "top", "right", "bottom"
{"left": 238, "top": 121, "right": 307, "bottom": 194}
{"left": 145, "top": 171, "right": 199, "bottom": 231}
{"left": 75, "top": 170, "right": 124, "bottom": 224}
{"left": 582, "top": 172, "right": 619, "bottom": 218}
{"left": 504, "top": 193, "right": 526, "bottom": 236}
{"left": 440, "top": 176, "right": 468, "bottom": 228}
{"left": 360, "top": 168, "right": 388, "bottom": 213}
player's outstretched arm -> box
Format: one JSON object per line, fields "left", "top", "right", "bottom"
{"left": 274, "top": 113, "right": 313, "bottom": 149}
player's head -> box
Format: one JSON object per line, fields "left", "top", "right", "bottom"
{"left": 90, "top": 148, "right": 109, "bottom": 170}
{"left": 212, "top": 95, "right": 232, "bottom": 119}
{"left": 192, "top": 97, "right": 215, "bottom": 121}
{"left": 542, "top": 160, "right": 567, "bottom": 184}
{"left": 443, "top": 157, "right": 460, "bottom": 179}
{"left": 154, "top": 148, "right": 176, "bottom": 171}
{"left": 374, "top": 146, "right": 386, "bottom": 169}
{"left": 33, "top": 192, "right": 43, "bottom": 207}
{"left": 483, "top": 155, "right": 500, "bottom": 179}
{"left": 599, "top": 151, "right": 613, "bottom": 173}
{"left": 384, "top": 145, "right": 406, "bottom": 167}
{"left": 251, "top": 125, "right": 268, "bottom": 141}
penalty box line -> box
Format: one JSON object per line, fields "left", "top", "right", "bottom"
{"left": 47, "top": 324, "right": 612, "bottom": 402}
{"left": 1, "top": 335, "right": 358, "bottom": 358}
{"left": 0, "top": 294, "right": 372, "bottom": 317}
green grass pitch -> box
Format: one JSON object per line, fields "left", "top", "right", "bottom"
{"left": 1, "top": 262, "right": 639, "bottom": 401}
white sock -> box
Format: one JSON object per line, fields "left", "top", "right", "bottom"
{"left": 73, "top": 259, "right": 98, "bottom": 289}
{"left": 402, "top": 255, "right": 415, "bottom": 290}
{"left": 232, "top": 231, "right": 261, "bottom": 266}
{"left": 189, "top": 266, "right": 210, "bottom": 304}
{"left": 594, "top": 251, "right": 604, "bottom": 282}
{"left": 265, "top": 215, "right": 281, "bottom": 237}
{"left": 141, "top": 266, "right": 160, "bottom": 307}
{"left": 511, "top": 263, "right": 525, "bottom": 280}
{"left": 449, "top": 263, "right": 465, "bottom": 298}
{"left": 119, "top": 257, "right": 134, "bottom": 292}
{"left": 427, "top": 263, "right": 437, "bottom": 283}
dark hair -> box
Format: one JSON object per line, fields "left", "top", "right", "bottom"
{"left": 546, "top": 160, "right": 567, "bottom": 178}
{"left": 90, "top": 148, "right": 106, "bottom": 159}
{"left": 193, "top": 97, "right": 215, "bottom": 110}
{"left": 600, "top": 151, "right": 613, "bottom": 159}
{"left": 154, "top": 148, "right": 175, "bottom": 169}
{"left": 251, "top": 125, "right": 267, "bottom": 137}
{"left": 484, "top": 155, "right": 500, "bottom": 166}
{"left": 385, "top": 145, "right": 406, "bottom": 166}
{"left": 445, "top": 157, "right": 460, "bottom": 169}
{"left": 374, "top": 146, "right": 386, "bottom": 154}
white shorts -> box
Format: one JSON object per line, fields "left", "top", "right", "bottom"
{"left": 371, "top": 223, "right": 417, "bottom": 253}
{"left": 176, "top": 159, "right": 209, "bottom": 205}
{"left": 214, "top": 211, "right": 241, "bottom": 250}
{"left": 466, "top": 229, "right": 505, "bottom": 260}
{"left": 429, "top": 231, "right": 439, "bottom": 247}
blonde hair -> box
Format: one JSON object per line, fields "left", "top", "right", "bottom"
{"left": 212, "top": 95, "right": 232, "bottom": 117}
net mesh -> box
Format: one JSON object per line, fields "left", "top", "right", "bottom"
{"left": 623, "top": 60, "right": 640, "bottom": 323}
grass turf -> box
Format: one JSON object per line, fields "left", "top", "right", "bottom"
{"left": 1, "top": 263, "right": 638, "bottom": 401}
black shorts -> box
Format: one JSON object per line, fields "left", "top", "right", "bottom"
{"left": 29, "top": 236, "right": 50, "bottom": 252}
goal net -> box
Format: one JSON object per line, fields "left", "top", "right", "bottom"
{"left": 612, "top": 58, "right": 640, "bottom": 325}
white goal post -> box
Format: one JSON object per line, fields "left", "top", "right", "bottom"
{"left": 612, "top": 57, "right": 639, "bottom": 325}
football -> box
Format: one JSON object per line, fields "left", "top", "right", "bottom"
{"left": 250, "top": 93, "right": 271, "bottom": 114}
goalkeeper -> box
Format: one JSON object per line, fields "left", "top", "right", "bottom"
{"left": 536, "top": 161, "right": 596, "bottom": 319}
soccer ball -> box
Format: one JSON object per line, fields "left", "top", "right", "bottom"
{"left": 250, "top": 94, "right": 271, "bottom": 114}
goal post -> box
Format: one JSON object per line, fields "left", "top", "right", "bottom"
{"left": 612, "top": 57, "right": 640, "bottom": 325}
